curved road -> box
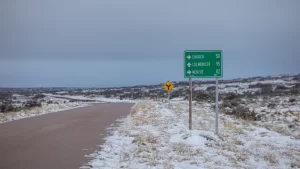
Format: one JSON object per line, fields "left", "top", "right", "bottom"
{"left": 0, "top": 103, "right": 133, "bottom": 169}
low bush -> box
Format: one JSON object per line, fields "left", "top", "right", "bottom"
{"left": 267, "top": 103, "right": 276, "bottom": 109}
{"left": 249, "top": 83, "right": 272, "bottom": 89}
{"left": 228, "top": 105, "right": 259, "bottom": 121}
{"left": 260, "top": 86, "right": 273, "bottom": 94}
{"left": 170, "top": 91, "right": 184, "bottom": 99}
{"left": 289, "top": 98, "right": 296, "bottom": 103}
{"left": 33, "top": 94, "right": 46, "bottom": 99}
{"left": 0, "top": 92, "right": 11, "bottom": 101}
{"left": 206, "top": 86, "right": 215, "bottom": 91}
{"left": 225, "top": 85, "right": 240, "bottom": 88}
{"left": 23, "top": 100, "right": 42, "bottom": 109}
{"left": 275, "top": 85, "right": 288, "bottom": 91}
{"left": 193, "top": 90, "right": 214, "bottom": 102}
{"left": 293, "top": 83, "right": 300, "bottom": 89}
{"left": 223, "top": 93, "right": 239, "bottom": 100}
{"left": 0, "top": 103, "right": 19, "bottom": 113}
{"left": 289, "top": 89, "right": 299, "bottom": 95}
{"left": 220, "top": 93, "right": 242, "bottom": 109}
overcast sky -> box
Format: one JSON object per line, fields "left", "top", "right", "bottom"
{"left": 1, "top": 0, "right": 299, "bottom": 87}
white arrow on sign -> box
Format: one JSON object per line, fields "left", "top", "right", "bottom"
{"left": 187, "top": 63, "right": 191, "bottom": 67}
{"left": 187, "top": 55, "right": 191, "bottom": 59}
{"left": 187, "top": 70, "right": 191, "bottom": 75}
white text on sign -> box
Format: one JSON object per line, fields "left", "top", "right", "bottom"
{"left": 192, "top": 70, "right": 204, "bottom": 74}
{"left": 189, "top": 62, "right": 211, "bottom": 67}
{"left": 192, "top": 55, "right": 205, "bottom": 59}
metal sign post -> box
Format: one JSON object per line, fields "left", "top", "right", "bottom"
{"left": 168, "top": 92, "right": 170, "bottom": 106}
{"left": 189, "top": 78, "right": 192, "bottom": 130}
{"left": 215, "top": 78, "right": 219, "bottom": 135}
{"left": 184, "top": 50, "right": 223, "bottom": 134}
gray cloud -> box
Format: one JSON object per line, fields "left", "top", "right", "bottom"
{"left": 0, "top": 0, "right": 299, "bottom": 87}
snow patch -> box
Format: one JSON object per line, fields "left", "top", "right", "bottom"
{"left": 170, "top": 134, "right": 206, "bottom": 147}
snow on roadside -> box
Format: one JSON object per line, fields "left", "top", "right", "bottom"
{"left": 193, "top": 77, "right": 298, "bottom": 94}
{"left": 43, "top": 93, "right": 96, "bottom": 101}
{"left": 83, "top": 101, "right": 300, "bottom": 169}
{"left": 44, "top": 93, "right": 138, "bottom": 103}
{"left": 0, "top": 94, "right": 138, "bottom": 124}
{"left": 92, "top": 97, "right": 138, "bottom": 103}
{"left": 0, "top": 101, "right": 90, "bottom": 124}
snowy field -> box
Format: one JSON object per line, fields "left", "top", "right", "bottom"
{"left": 82, "top": 100, "right": 300, "bottom": 169}
{"left": 44, "top": 93, "right": 138, "bottom": 103}
{"left": 0, "top": 74, "right": 299, "bottom": 167}
{"left": 0, "top": 94, "right": 138, "bottom": 124}
{"left": 0, "top": 96, "right": 90, "bottom": 124}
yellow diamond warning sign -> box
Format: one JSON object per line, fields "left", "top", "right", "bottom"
{"left": 163, "top": 81, "right": 174, "bottom": 92}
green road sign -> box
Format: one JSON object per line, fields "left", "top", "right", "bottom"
{"left": 184, "top": 50, "right": 223, "bottom": 78}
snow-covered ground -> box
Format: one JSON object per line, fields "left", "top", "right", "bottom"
{"left": 0, "top": 94, "right": 138, "bottom": 124}
{"left": 0, "top": 96, "right": 90, "bottom": 124}
{"left": 82, "top": 100, "right": 300, "bottom": 169}
{"left": 192, "top": 78, "right": 299, "bottom": 94}
{"left": 92, "top": 97, "right": 138, "bottom": 103}
{"left": 43, "top": 93, "right": 97, "bottom": 101}
{"left": 44, "top": 93, "right": 138, "bottom": 103}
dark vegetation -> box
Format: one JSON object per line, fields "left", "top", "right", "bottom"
{"left": 23, "top": 100, "right": 42, "bottom": 109}
{"left": 0, "top": 89, "right": 45, "bottom": 113}
{"left": 193, "top": 90, "right": 215, "bottom": 102}
{"left": 1, "top": 74, "right": 299, "bottom": 116}
{"left": 220, "top": 92, "right": 260, "bottom": 120}
{"left": 1, "top": 102, "right": 18, "bottom": 113}
{"left": 0, "top": 99, "right": 42, "bottom": 113}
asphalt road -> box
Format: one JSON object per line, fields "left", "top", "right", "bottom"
{"left": 0, "top": 103, "right": 133, "bottom": 169}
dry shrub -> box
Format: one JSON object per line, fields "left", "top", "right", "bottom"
{"left": 236, "top": 150, "right": 249, "bottom": 162}
{"left": 130, "top": 101, "right": 151, "bottom": 116}
{"left": 133, "top": 132, "right": 158, "bottom": 147}
{"left": 23, "top": 99, "right": 42, "bottom": 109}
{"left": 33, "top": 94, "right": 46, "bottom": 99}
{"left": 220, "top": 93, "right": 243, "bottom": 113}
{"left": 289, "top": 98, "right": 296, "bottom": 103}
{"left": 0, "top": 103, "right": 18, "bottom": 113}
{"left": 172, "top": 143, "right": 191, "bottom": 155}
{"left": 146, "top": 134, "right": 157, "bottom": 144}
{"left": 275, "top": 85, "right": 288, "bottom": 91}
{"left": 223, "top": 121, "right": 235, "bottom": 128}
{"left": 249, "top": 83, "right": 272, "bottom": 89}
{"left": 273, "top": 126, "right": 290, "bottom": 136}
{"left": 193, "top": 90, "right": 214, "bottom": 102}
{"left": 222, "top": 102, "right": 260, "bottom": 121}
{"left": 263, "top": 153, "right": 277, "bottom": 164}
{"left": 260, "top": 86, "right": 273, "bottom": 94}
{"left": 148, "top": 159, "right": 159, "bottom": 166}
{"left": 130, "top": 103, "right": 141, "bottom": 116}
{"left": 132, "top": 135, "right": 144, "bottom": 145}
{"left": 224, "top": 93, "right": 239, "bottom": 100}
{"left": 230, "top": 106, "right": 260, "bottom": 121}
{"left": 234, "top": 139, "right": 244, "bottom": 145}
{"left": 132, "top": 115, "right": 149, "bottom": 126}
{"left": 267, "top": 103, "right": 276, "bottom": 109}
{"left": 163, "top": 161, "right": 174, "bottom": 169}
{"left": 206, "top": 86, "right": 215, "bottom": 91}
{"left": 291, "top": 161, "right": 300, "bottom": 168}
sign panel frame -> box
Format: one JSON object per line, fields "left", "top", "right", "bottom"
{"left": 184, "top": 50, "right": 223, "bottom": 78}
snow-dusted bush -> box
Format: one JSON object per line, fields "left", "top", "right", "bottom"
{"left": 0, "top": 103, "right": 17, "bottom": 113}
{"left": 23, "top": 100, "right": 42, "bottom": 109}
